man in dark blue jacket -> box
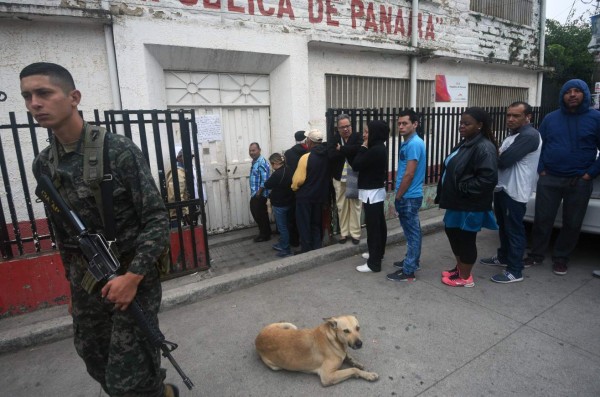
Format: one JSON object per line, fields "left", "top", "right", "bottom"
{"left": 524, "top": 79, "right": 600, "bottom": 275}
{"left": 291, "top": 130, "right": 330, "bottom": 253}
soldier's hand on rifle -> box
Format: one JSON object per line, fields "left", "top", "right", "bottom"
{"left": 101, "top": 272, "right": 144, "bottom": 311}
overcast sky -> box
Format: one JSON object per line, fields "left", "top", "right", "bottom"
{"left": 546, "top": 0, "right": 599, "bottom": 24}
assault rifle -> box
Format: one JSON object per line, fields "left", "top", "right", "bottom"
{"left": 35, "top": 174, "right": 194, "bottom": 390}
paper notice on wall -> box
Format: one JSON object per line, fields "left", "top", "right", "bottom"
{"left": 196, "top": 114, "right": 222, "bottom": 142}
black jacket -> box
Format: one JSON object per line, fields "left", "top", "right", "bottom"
{"left": 293, "top": 144, "right": 331, "bottom": 203}
{"left": 352, "top": 121, "right": 389, "bottom": 190}
{"left": 284, "top": 144, "right": 308, "bottom": 174}
{"left": 327, "top": 131, "right": 363, "bottom": 180}
{"left": 264, "top": 165, "right": 294, "bottom": 207}
{"left": 435, "top": 133, "right": 498, "bottom": 211}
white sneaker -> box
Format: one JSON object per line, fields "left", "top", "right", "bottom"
{"left": 362, "top": 252, "right": 369, "bottom": 259}
{"left": 356, "top": 264, "right": 373, "bottom": 273}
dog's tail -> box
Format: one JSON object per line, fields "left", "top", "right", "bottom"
{"left": 269, "top": 322, "right": 298, "bottom": 330}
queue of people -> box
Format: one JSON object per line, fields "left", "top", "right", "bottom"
{"left": 251, "top": 79, "right": 600, "bottom": 287}
{"left": 162, "top": 77, "right": 600, "bottom": 287}
{"left": 243, "top": 79, "right": 600, "bottom": 284}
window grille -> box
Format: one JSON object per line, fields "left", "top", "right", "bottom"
{"left": 326, "top": 74, "right": 434, "bottom": 109}
{"left": 470, "top": 0, "right": 533, "bottom": 26}
{"left": 469, "top": 83, "right": 529, "bottom": 107}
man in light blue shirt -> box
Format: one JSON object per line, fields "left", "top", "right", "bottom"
{"left": 387, "top": 109, "right": 426, "bottom": 282}
{"left": 249, "top": 142, "right": 271, "bottom": 242}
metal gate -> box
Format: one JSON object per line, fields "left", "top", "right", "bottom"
{"left": 0, "top": 109, "right": 209, "bottom": 276}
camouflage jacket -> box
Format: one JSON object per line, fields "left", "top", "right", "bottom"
{"left": 32, "top": 123, "right": 169, "bottom": 279}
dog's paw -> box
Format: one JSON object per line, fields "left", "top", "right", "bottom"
{"left": 352, "top": 361, "right": 365, "bottom": 370}
{"left": 345, "top": 357, "right": 365, "bottom": 369}
{"left": 363, "top": 371, "right": 379, "bottom": 382}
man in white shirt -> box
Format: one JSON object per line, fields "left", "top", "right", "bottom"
{"left": 480, "top": 102, "right": 541, "bottom": 283}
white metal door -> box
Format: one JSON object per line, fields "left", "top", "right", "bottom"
{"left": 165, "top": 72, "right": 271, "bottom": 233}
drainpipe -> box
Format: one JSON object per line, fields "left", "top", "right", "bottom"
{"left": 410, "top": 0, "right": 418, "bottom": 108}
{"left": 102, "top": 1, "right": 122, "bottom": 110}
{"left": 536, "top": 0, "right": 546, "bottom": 106}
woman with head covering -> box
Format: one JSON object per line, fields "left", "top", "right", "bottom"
{"left": 435, "top": 107, "right": 499, "bottom": 287}
{"left": 351, "top": 120, "right": 390, "bottom": 273}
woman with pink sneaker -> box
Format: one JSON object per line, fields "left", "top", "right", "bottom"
{"left": 435, "top": 107, "right": 498, "bottom": 287}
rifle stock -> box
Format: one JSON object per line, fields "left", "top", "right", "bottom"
{"left": 35, "top": 174, "right": 194, "bottom": 390}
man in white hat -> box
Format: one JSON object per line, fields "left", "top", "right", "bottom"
{"left": 291, "top": 129, "right": 330, "bottom": 253}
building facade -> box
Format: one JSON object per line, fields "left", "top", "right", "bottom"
{"left": 1, "top": 0, "right": 546, "bottom": 232}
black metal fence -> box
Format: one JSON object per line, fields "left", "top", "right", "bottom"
{"left": 0, "top": 110, "right": 209, "bottom": 276}
{"left": 326, "top": 106, "right": 555, "bottom": 191}
{"left": 1, "top": 105, "right": 557, "bottom": 268}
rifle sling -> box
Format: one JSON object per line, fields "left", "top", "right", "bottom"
{"left": 100, "top": 134, "right": 115, "bottom": 242}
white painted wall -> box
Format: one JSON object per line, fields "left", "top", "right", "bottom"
{"left": 112, "top": 17, "right": 311, "bottom": 154}
{"left": 0, "top": 19, "right": 112, "bottom": 123}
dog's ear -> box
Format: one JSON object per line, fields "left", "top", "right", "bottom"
{"left": 324, "top": 317, "right": 338, "bottom": 329}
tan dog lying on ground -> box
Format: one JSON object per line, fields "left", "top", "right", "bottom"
{"left": 255, "top": 315, "right": 379, "bottom": 386}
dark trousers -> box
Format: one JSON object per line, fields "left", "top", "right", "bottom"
{"left": 364, "top": 201, "right": 386, "bottom": 272}
{"left": 250, "top": 195, "right": 272, "bottom": 238}
{"left": 494, "top": 190, "right": 527, "bottom": 277}
{"left": 296, "top": 201, "right": 323, "bottom": 253}
{"left": 288, "top": 198, "right": 300, "bottom": 246}
{"left": 530, "top": 174, "right": 593, "bottom": 263}
{"left": 445, "top": 227, "right": 478, "bottom": 265}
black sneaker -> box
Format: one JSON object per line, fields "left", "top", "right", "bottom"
{"left": 393, "top": 260, "right": 421, "bottom": 271}
{"left": 552, "top": 261, "right": 568, "bottom": 276}
{"left": 522, "top": 256, "right": 542, "bottom": 268}
{"left": 479, "top": 255, "right": 506, "bottom": 266}
{"left": 386, "top": 270, "right": 416, "bottom": 282}
{"left": 490, "top": 270, "right": 523, "bottom": 284}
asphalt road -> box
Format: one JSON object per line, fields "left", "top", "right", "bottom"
{"left": 1, "top": 229, "right": 599, "bottom": 397}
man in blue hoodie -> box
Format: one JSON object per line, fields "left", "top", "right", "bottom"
{"left": 524, "top": 79, "right": 600, "bottom": 275}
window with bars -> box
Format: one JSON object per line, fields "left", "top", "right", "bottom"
{"left": 469, "top": 83, "right": 529, "bottom": 107}
{"left": 470, "top": 0, "right": 533, "bottom": 26}
{"left": 325, "top": 74, "right": 434, "bottom": 109}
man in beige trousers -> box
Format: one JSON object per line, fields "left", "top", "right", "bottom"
{"left": 327, "top": 114, "right": 363, "bottom": 244}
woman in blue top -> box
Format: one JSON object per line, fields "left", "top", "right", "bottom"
{"left": 435, "top": 107, "right": 499, "bottom": 287}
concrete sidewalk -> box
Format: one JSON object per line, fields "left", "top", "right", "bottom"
{"left": 0, "top": 207, "right": 445, "bottom": 354}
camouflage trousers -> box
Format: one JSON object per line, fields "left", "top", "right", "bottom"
{"left": 70, "top": 260, "right": 166, "bottom": 397}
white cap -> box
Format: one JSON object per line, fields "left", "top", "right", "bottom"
{"left": 305, "top": 129, "right": 323, "bottom": 143}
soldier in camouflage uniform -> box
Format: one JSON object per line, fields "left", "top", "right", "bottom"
{"left": 20, "top": 62, "right": 179, "bottom": 397}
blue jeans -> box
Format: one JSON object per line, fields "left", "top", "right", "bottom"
{"left": 273, "top": 205, "right": 291, "bottom": 252}
{"left": 494, "top": 190, "right": 526, "bottom": 278}
{"left": 530, "top": 174, "right": 593, "bottom": 263}
{"left": 395, "top": 197, "right": 422, "bottom": 274}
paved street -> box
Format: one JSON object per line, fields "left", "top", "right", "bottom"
{"left": 1, "top": 227, "right": 599, "bottom": 396}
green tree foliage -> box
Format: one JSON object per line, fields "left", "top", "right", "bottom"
{"left": 545, "top": 18, "right": 595, "bottom": 87}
